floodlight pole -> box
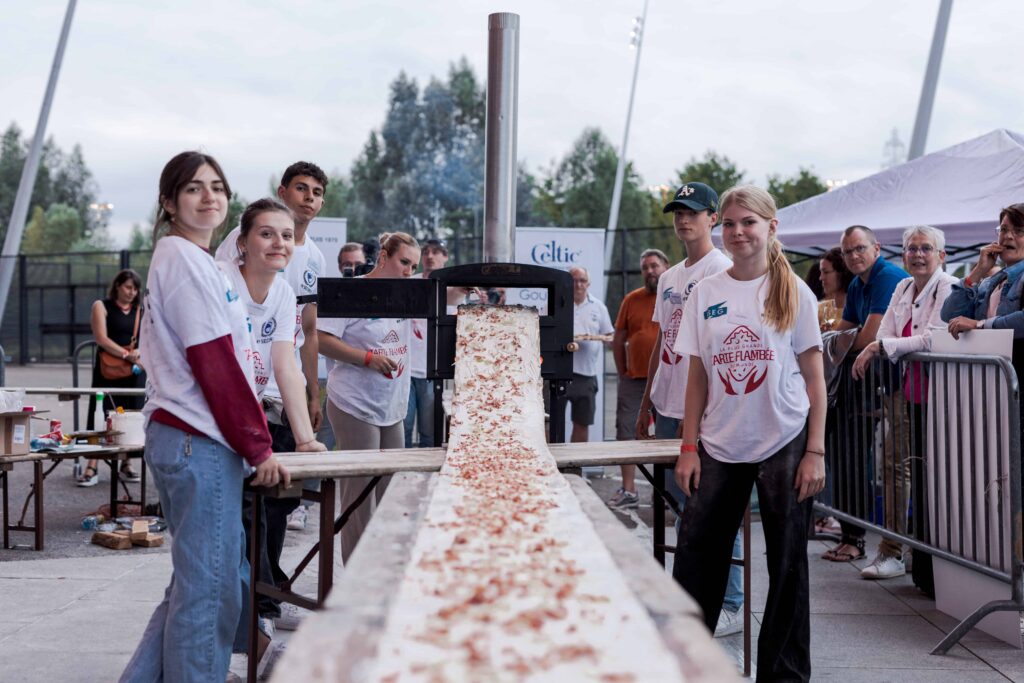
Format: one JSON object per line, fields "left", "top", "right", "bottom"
{"left": 605, "top": 0, "right": 649, "bottom": 272}
{"left": 908, "top": 0, "right": 953, "bottom": 160}
{"left": 0, "top": 0, "right": 77, "bottom": 327}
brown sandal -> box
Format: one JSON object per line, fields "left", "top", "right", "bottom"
{"left": 822, "top": 538, "right": 866, "bottom": 562}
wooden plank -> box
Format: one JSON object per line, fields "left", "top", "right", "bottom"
{"left": 271, "top": 472, "right": 737, "bottom": 682}
{"left": 566, "top": 475, "right": 741, "bottom": 682}
{"left": 271, "top": 472, "right": 435, "bottom": 681}
{"left": 272, "top": 439, "right": 682, "bottom": 483}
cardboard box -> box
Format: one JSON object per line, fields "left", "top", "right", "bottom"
{"left": 0, "top": 411, "right": 31, "bottom": 456}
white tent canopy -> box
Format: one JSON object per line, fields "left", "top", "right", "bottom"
{"left": 777, "top": 129, "right": 1024, "bottom": 250}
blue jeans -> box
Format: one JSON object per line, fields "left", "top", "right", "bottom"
{"left": 403, "top": 377, "right": 434, "bottom": 448}
{"left": 655, "top": 411, "right": 744, "bottom": 612}
{"left": 120, "top": 421, "right": 247, "bottom": 683}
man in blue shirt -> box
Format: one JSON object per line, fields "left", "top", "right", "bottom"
{"left": 836, "top": 225, "right": 909, "bottom": 349}
{"left": 826, "top": 225, "right": 908, "bottom": 565}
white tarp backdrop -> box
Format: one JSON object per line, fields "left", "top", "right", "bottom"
{"left": 777, "top": 129, "right": 1024, "bottom": 249}
{"left": 306, "top": 216, "right": 348, "bottom": 278}
{"left": 515, "top": 227, "right": 607, "bottom": 443}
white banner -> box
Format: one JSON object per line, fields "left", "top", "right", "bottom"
{"left": 515, "top": 227, "right": 607, "bottom": 443}
{"left": 306, "top": 216, "right": 348, "bottom": 278}
{"left": 307, "top": 217, "right": 348, "bottom": 379}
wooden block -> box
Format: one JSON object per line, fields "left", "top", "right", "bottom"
{"left": 130, "top": 519, "right": 149, "bottom": 541}
{"left": 132, "top": 533, "right": 164, "bottom": 548}
{"left": 91, "top": 531, "right": 132, "bottom": 550}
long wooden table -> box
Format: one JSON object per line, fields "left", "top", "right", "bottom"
{"left": 270, "top": 472, "right": 740, "bottom": 682}
{"left": 245, "top": 440, "right": 753, "bottom": 679}
{"left": 0, "top": 444, "right": 146, "bottom": 550}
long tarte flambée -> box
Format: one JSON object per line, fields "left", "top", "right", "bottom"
{"left": 368, "top": 305, "right": 686, "bottom": 682}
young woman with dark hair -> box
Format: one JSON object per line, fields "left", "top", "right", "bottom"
{"left": 317, "top": 231, "right": 419, "bottom": 562}
{"left": 120, "top": 152, "right": 289, "bottom": 682}
{"left": 80, "top": 268, "right": 146, "bottom": 486}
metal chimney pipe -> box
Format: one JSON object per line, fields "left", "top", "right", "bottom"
{"left": 482, "top": 12, "right": 520, "bottom": 263}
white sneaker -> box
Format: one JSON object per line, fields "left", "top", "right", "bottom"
{"left": 275, "top": 602, "right": 306, "bottom": 631}
{"left": 714, "top": 608, "right": 743, "bottom": 637}
{"left": 860, "top": 554, "right": 906, "bottom": 580}
{"left": 286, "top": 506, "right": 307, "bottom": 531}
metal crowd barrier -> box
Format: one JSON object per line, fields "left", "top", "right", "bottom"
{"left": 816, "top": 351, "right": 1023, "bottom": 653}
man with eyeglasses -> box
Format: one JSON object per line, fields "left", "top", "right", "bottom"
{"left": 568, "top": 266, "right": 614, "bottom": 443}
{"left": 825, "top": 225, "right": 908, "bottom": 564}
{"left": 835, "top": 225, "right": 909, "bottom": 351}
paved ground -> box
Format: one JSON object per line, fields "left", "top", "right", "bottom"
{"left": 3, "top": 364, "right": 1023, "bottom": 680}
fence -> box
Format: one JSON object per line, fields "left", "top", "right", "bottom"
{"left": 817, "top": 351, "right": 1023, "bottom": 653}
{"left": 0, "top": 250, "right": 153, "bottom": 364}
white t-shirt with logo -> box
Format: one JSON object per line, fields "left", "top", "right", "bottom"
{"left": 573, "top": 293, "right": 614, "bottom": 377}
{"left": 222, "top": 262, "right": 297, "bottom": 398}
{"left": 215, "top": 226, "right": 326, "bottom": 398}
{"left": 318, "top": 313, "right": 412, "bottom": 427}
{"left": 649, "top": 249, "right": 731, "bottom": 419}
{"left": 674, "top": 271, "right": 822, "bottom": 464}
{"left": 409, "top": 273, "right": 428, "bottom": 378}
{"left": 141, "top": 236, "right": 258, "bottom": 450}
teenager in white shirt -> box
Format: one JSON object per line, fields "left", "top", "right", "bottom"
{"left": 318, "top": 232, "right": 419, "bottom": 562}
{"left": 121, "top": 153, "right": 289, "bottom": 683}
{"left": 673, "top": 186, "right": 826, "bottom": 681}
{"left": 225, "top": 198, "right": 327, "bottom": 655}
{"left": 631, "top": 181, "right": 742, "bottom": 636}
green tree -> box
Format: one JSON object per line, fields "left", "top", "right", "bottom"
{"left": 21, "top": 203, "right": 82, "bottom": 253}
{"left": 346, "top": 59, "right": 535, "bottom": 248}
{"left": 128, "top": 223, "right": 152, "bottom": 251}
{"left": 0, "top": 122, "right": 98, "bottom": 247}
{"left": 675, "top": 151, "right": 746, "bottom": 197}
{"left": 766, "top": 168, "right": 827, "bottom": 208}
{"left": 534, "top": 127, "right": 653, "bottom": 229}
{"left": 320, "top": 173, "right": 351, "bottom": 218}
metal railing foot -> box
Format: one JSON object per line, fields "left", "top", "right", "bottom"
{"left": 930, "top": 599, "right": 1023, "bottom": 654}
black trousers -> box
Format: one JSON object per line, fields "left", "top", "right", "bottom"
{"left": 242, "top": 421, "right": 301, "bottom": 618}
{"left": 673, "top": 429, "right": 813, "bottom": 683}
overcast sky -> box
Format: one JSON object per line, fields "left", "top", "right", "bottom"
{"left": 1, "top": 0, "right": 1020, "bottom": 245}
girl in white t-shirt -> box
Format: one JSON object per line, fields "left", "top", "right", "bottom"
{"left": 229, "top": 197, "right": 325, "bottom": 451}
{"left": 317, "top": 231, "right": 419, "bottom": 562}
{"left": 121, "top": 153, "right": 289, "bottom": 683}
{"left": 672, "top": 186, "right": 826, "bottom": 681}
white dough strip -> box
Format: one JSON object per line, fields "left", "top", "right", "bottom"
{"left": 368, "top": 305, "right": 686, "bottom": 682}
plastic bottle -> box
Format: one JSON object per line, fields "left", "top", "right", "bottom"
{"left": 93, "top": 392, "right": 105, "bottom": 431}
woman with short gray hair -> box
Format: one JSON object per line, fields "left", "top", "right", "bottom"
{"left": 851, "top": 225, "right": 956, "bottom": 583}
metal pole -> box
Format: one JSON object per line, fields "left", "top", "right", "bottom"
{"left": 482, "top": 13, "right": 520, "bottom": 263}
{"left": 908, "top": 0, "right": 953, "bottom": 160}
{"left": 604, "top": 0, "right": 649, "bottom": 272}
{"left": 0, "top": 0, "right": 77, "bottom": 326}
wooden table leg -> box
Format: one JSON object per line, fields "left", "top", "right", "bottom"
{"left": 34, "top": 461, "right": 44, "bottom": 551}
{"left": 318, "top": 478, "right": 336, "bottom": 603}
{"left": 652, "top": 463, "right": 666, "bottom": 566}
{"left": 247, "top": 490, "right": 263, "bottom": 683}
{"left": 2, "top": 469, "right": 9, "bottom": 549}
{"left": 109, "top": 458, "right": 121, "bottom": 518}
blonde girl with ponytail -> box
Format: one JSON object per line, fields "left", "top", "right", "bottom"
{"left": 670, "top": 185, "right": 827, "bottom": 680}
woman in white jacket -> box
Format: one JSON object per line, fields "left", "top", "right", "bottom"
{"left": 851, "top": 225, "right": 956, "bottom": 582}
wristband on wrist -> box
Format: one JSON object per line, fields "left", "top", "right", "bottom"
{"left": 964, "top": 275, "right": 974, "bottom": 287}
{"left": 680, "top": 443, "right": 698, "bottom": 454}
{"left": 805, "top": 448, "right": 825, "bottom": 456}
{"left": 363, "top": 350, "right": 373, "bottom": 366}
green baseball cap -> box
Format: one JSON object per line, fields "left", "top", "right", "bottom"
{"left": 662, "top": 181, "right": 719, "bottom": 213}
